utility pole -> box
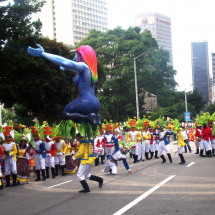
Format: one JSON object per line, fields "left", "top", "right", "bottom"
{"left": 185, "top": 88, "right": 188, "bottom": 112}
{"left": 134, "top": 58, "right": 139, "bottom": 119}
{"left": 134, "top": 52, "right": 147, "bottom": 119}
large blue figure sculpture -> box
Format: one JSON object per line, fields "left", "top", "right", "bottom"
{"left": 27, "top": 44, "right": 101, "bottom": 129}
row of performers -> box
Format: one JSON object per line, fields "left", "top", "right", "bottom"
{"left": 194, "top": 123, "right": 215, "bottom": 157}
{"left": 1, "top": 121, "right": 208, "bottom": 192}
{"left": 0, "top": 124, "right": 129, "bottom": 192}
{"left": 0, "top": 124, "right": 125, "bottom": 189}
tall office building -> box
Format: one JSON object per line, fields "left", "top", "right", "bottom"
{"left": 35, "top": 0, "right": 108, "bottom": 46}
{"left": 212, "top": 52, "right": 215, "bottom": 83}
{"left": 191, "top": 41, "right": 210, "bottom": 103}
{"left": 135, "top": 12, "right": 173, "bottom": 65}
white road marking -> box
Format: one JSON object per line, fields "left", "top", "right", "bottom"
{"left": 186, "top": 162, "right": 196, "bottom": 167}
{"left": 47, "top": 180, "right": 73, "bottom": 189}
{"left": 112, "top": 175, "right": 176, "bottom": 215}
{"left": 101, "top": 170, "right": 104, "bottom": 172}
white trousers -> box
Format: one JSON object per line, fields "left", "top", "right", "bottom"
{"left": 105, "top": 147, "right": 113, "bottom": 156}
{"left": 138, "top": 143, "right": 145, "bottom": 160}
{"left": 77, "top": 163, "right": 92, "bottom": 181}
{"left": 158, "top": 141, "right": 170, "bottom": 156}
{"left": 4, "top": 156, "right": 17, "bottom": 175}
{"left": 45, "top": 156, "right": 55, "bottom": 168}
{"left": 178, "top": 146, "right": 183, "bottom": 154}
{"left": 204, "top": 140, "right": 211, "bottom": 151}
{"left": 138, "top": 143, "right": 142, "bottom": 160}
{"left": 145, "top": 141, "right": 150, "bottom": 153}
{"left": 151, "top": 140, "right": 158, "bottom": 152}
{"left": 198, "top": 140, "right": 204, "bottom": 150}
{"left": 55, "top": 155, "right": 65, "bottom": 165}
{"left": 104, "top": 159, "right": 117, "bottom": 175}
{"left": 131, "top": 142, "right": 138, "bottom": 155}
{"left": 212, "top": 142, "right": 215, "bottom": 149}
{"left": 35, "top": 154, "right": 45, "bottom": 170}
{"left": 0, "top": 166, "right": 2, "bottom": 177}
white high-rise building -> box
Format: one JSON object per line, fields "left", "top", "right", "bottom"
{"left": 35, "top": 0, "right": 108, "bottom": 46}
{"left": 135, "top": 12, "right": 173, "bottom": 66}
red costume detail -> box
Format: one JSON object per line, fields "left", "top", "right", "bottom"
{"left": 195, "top": 128, "right": 203, "bottom": 142}
{"left": 45, "top": 143, "right": 56, "bottom": 157}
{"left": 202, "top": 127, "right": 212, "bottom": 141}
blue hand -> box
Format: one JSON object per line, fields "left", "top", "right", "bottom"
{"left": 27, "top": 44, "right": 44, "bottom": 57}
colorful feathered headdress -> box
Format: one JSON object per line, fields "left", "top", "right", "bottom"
{"left": 51, "top": 124, "right": 62, "bottom": 141}
{"left": 76, "top": 45, "right": 98, "bottom": 85}
{"left": 4, "top": 126, "right": 12, "bottom": 137}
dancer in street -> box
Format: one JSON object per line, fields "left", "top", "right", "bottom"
{"left": 72, "top": 133, "right": 103, "bottom": 193}
{"left": 104, "top": 138, "right": 132, "bottom": 175}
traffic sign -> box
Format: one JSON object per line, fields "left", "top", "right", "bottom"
{"left": 185, "top": 112, "right": 190, "bottom": 121}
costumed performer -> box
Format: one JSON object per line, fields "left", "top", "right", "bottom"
{"left": 27, "top": 44, "right": 101, "bottom": 129}
{"left": 54, "top": 132, "right": 67, "bottom": 177}
{"left": 127, "top": 120, "right": 142, "bottom": 163}
{"left": 17, "top": 137, "right": 31, "bottom": 184}
{"left": 150, "top": 120, "right": 159, "bottom": 159}
{"left": 43, "top": 126, "right": 56, "bottom": 178}
{"left": 176, "top": 128, "right": 186, "bottom": 164}
{"left": 30, "top": 126, "right": 46, "bottom": 181}
{"left": 0, "top": 144, "right": 3, "bottom": 190}
{"left": 201, "top": 113, "right": 212, "bottom": 157}
{"left": 103, "top": 124, "right": 115, "bottom": 159}
{"left": 195, "top": 116, "right": 204, "bottom": 157}
{"left": 142, "top": 120, "right": 151, "bottom": 160}
{"left": 93, "top": 133, "right": 105, "bottom": 166}
{"left": 154, "top": 120, "right": 173, "bottom": 163}
{"left": 71, "top": 133, "right": 103, "bottom": 193}
{"left": 65, "top": 136, "right": 78, "bottom": 174}
{"left": 2, "top": 126, "right": 17, "bottom": 187}
{"left": 104, "top": 138, "right": 133, "bottom": 175}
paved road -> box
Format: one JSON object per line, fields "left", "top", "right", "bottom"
{"left": 1, "top": 141, "right": 215, "bottom": 215}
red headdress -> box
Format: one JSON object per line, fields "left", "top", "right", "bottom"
{"left": 99, "top": 127, "right": 104, "bottom": 133}
{"left": 29, "top": 126, "right": 38, "bottom": 135}
{"left": 4, "top": 126, "right": 12, "bottom": 137}
{"left": 143, "top": 120, "right": 150, "bottom": 128}
{"left": 44, "top": 126, "right": 52, "bottom": 136}
{"left": 129, "top": 119, "right": 136, "bottom": 128}
{"left": 105, "top": 124, "right": 112, "bottom": 132}
{"left": 113, "top": 123, "right": 118, "bottom": 131}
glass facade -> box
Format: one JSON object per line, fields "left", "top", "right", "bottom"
{"left": 191, "top": 41, "right": 209, "bottom": 103}
{"left": 212, "top": 53, "right": 215, "bottom": 84}
{"left": 135, "top": 12, "right": 173, "bottom": 66}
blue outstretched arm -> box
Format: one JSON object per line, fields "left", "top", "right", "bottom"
{"left": 122, "top": 159, "right": 130, "bottom": 170}
{"left": 27, "top": 44, "right": 87, "bottom": 73}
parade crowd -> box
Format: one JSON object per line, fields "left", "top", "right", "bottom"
{"left": 0, "top": 112, "right": 214, "bottom": 193}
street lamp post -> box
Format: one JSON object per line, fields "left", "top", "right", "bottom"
{"left": 185, "top": 88, "right": 188, "bottom": 112}
{"left": 134, "top": 52, "right": 147, "bottom": 119}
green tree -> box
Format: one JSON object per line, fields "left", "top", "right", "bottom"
{"left": 0, "top": 0, "right": 45, "bottom": 46}
{"left": 151, "top": 102, "right": 196, "bottom": 122}
{"left": 205, "top": 104, "right": 215, "bottom": 115}
{"left": 2, "top": 104, "right": 34, "bottom": 126}
{"left": 77, "top": 27, "right": 177, "bottom": 122}
{"left": 0, "top": 36, "right": 78, "bottom": 125}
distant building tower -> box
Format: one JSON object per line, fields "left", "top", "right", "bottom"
{"left": 34, "top": 0, "right": 108, "bottom": 46}
{"left": 212, "top": 52, "right": 215, "bottom": 83}
{"left": 191, "top": 41, "right": 210, "bottom": 104}
{"left": 135, "top": 12, "right": 173, "bottom": 66}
